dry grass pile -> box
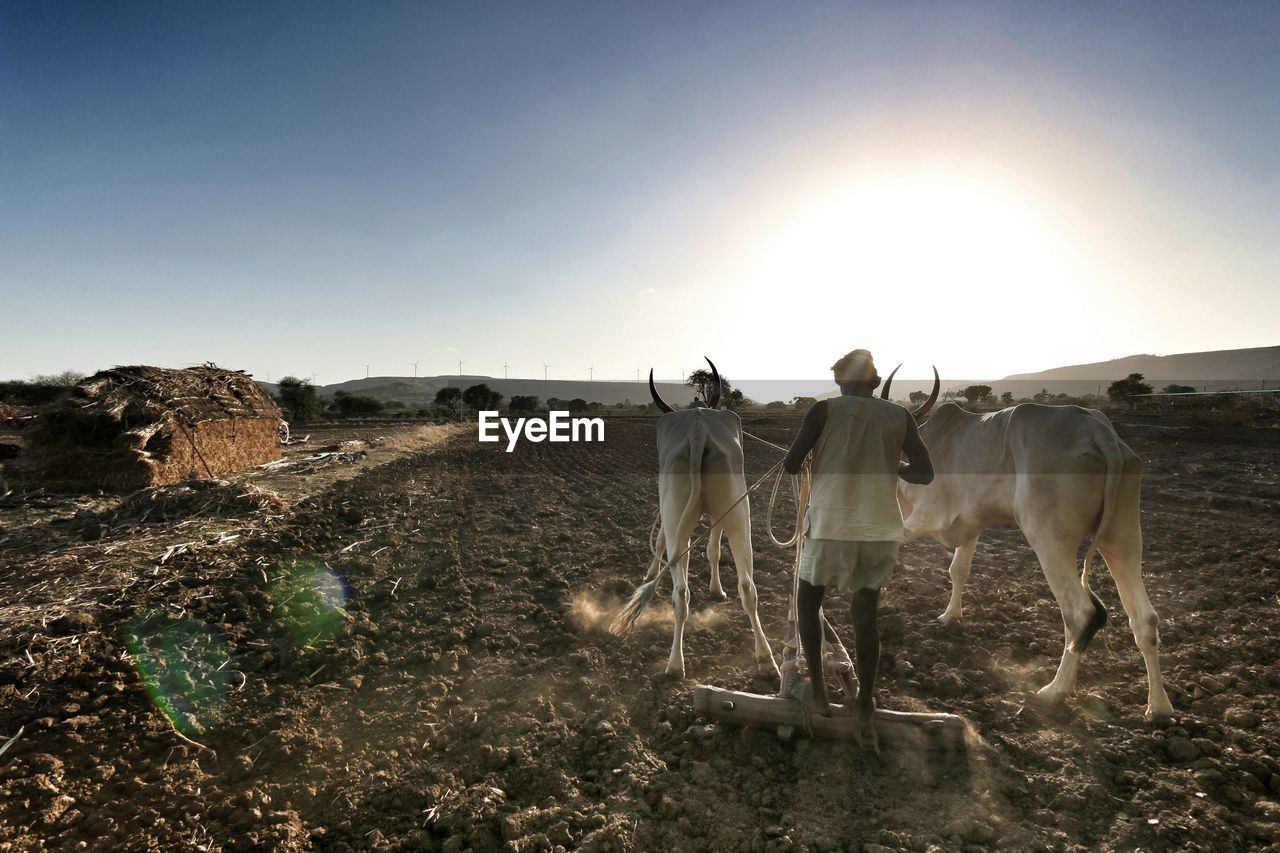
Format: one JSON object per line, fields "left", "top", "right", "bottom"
{"left": 109, "top": 479, "right": 290, "bottom": 525}
{"left": 13, "top": 365, "right": 283, "bottom": 492}
{"left": 382, "top": 422, "right": 464, "bottom": 453}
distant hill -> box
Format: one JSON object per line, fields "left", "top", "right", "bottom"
{"left": 1003, "top": 346, "right": 1280, "bottom": 383}
{"left": 257, "top": 375, "right": 697, "bottom": 408}
{"left": 318, "top": 377, "right": 444, "bottom": 404}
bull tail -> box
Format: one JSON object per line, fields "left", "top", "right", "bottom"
{"left": 610, "top": 429, "right": 707, "bottom": 636}
{"left": 1072, "top": 431, "right": 1124, "bottom": 652}
{"left": 610, "top": 577, "right": 661, "bottom": 636}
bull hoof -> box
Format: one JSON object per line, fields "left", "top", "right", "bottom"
{"left": 937, "top": 612, "right": 961, "bottom": 626}
{"left": 1145, "top": 703, "right": 1175, "bottom": 725}
{"left": 1034, "top": 684, "right": 1071, "bottom": 707}
{"left": 709, "top": 589, "right": 728, "bottom": 602}
{"left": 756, "top": 657, "right": 781, "bottom": 679}
{"left": 662, "top": 666, "right": 685, "bottom": 681}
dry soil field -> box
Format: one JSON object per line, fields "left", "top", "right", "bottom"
{"left": 1, "top": 415, "right": 1278, "bottom": 851}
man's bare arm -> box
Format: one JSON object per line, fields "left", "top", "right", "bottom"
{"left": 898, "top": 411, "right": 934, "bottom": 485}
{"left": 783, "top": 400, "right": 828, "bottom": 475}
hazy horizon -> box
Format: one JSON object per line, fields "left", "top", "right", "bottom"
{"left": 4, "top": 2, "right": 1278, "bottom": 382}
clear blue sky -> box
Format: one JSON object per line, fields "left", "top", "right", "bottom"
{"left": 3, "top": 1, "right": 1277, "bottom": 383}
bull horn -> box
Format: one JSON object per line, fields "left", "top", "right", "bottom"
{"left": 649, "top": 368, "right": 673, "bottom": 413}
{"left": 880, "top": 363, "right": 902, "bottom": 400}
{"left": 705, "top": 356, "right": 722, "bottom": 409}
{"left": 912, "top": 366, "right": 941, "bottom": 419}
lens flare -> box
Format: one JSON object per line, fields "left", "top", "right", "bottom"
{"left": 126, "top": 613, "right": 230, "bottom": 736}
{"left": 270, "top": 559, "right": 349, "bottom": 647}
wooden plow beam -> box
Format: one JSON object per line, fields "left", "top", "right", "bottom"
{"left": 693, "top": 684, "right": 967, "bottom": 753}
{"left": 694, "top": 609, "right": 966, "bottom": 753}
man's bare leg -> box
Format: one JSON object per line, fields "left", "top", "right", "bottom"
{"left": 850, "top": 586, "right": 880, "bottom": 747}
{"left": 797, "top": 579, "right": 831, "bottom": 715}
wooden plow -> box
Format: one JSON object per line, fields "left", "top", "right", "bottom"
{"left": 693, "top": 609, "right": 966, "bottom": 753}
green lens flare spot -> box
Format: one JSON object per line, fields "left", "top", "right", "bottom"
{"left": 270, "top": 559, "right": 349, "bottom": 647}
{"left": 126, "top": 614, "right": 230, "bottom": 737}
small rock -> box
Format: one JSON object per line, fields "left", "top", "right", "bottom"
{"left": 1166, "top": 736, "right": 1200, "bottom": 762}
{"left": 1191, "top": 738, "right": 1221, "bottom": 757}
{"left": 966, "top": 822, "right": 997, "bottom": 844}
{"left": 1200, "top": 676, "right": 1226, "bottom": 694}
{"left": 27, "top": 753, "right": 64, "bottom": 775}
{"left": 1224, "top": 707, "right": 1259, "bottom": 728}
{"left": 1031, "top": 809, "right": 1057, "bottom": 827}
{"left": 42, "top": 795, "right": 75, "bottom": 824}
{"left": 689, "top": 762, "right": 716, "bottom": 786}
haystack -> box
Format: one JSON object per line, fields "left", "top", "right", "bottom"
{"left": 14, "top": 366, "right": 283, "bottom": 492}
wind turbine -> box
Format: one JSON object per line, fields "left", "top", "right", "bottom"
{"left": 410, "top": 361, "right": 419, "bottom": 378}
{"left": 365, "top": 364, "right": 370, "bottom": 379}
{"left": 503, "top": 361, "right": 510, "bottom": 379}
{"left": 543, "top": 364, "right": 550, "bottom": 381}
{"left": 635, "top": 365, "right": 640, "bottom": 382}
{"left": 588, "top": 364, "right": 594, "bottom": 381}
{"left": 458, "top": 359, "right": 465, "bottom": 376}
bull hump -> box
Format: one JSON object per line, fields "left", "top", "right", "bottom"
{"left": 656, "top": 409, "right": 740, "bottom": 445}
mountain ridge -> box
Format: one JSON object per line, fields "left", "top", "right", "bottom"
{"left": 1001, "top": 345, "right": 1279, "bottom": 382}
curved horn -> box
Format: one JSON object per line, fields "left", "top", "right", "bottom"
{"left": 880, "top": 363, "right": 902, "bottom": 400}
{"left": 912, "top": 366, "right": 941, "bottom": 419}
{"left": 648, "top": 368, "right": 673, "bottom": 413}
{"left": 705, "top": 356, "right": 722, "bottom": 409}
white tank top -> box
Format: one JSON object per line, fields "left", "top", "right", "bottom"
{"left": 805, "top": 395, "right": 908, "bottom": 542}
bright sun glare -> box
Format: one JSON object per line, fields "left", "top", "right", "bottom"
{"left": 737, "top": 172, "right": 1091, "bottom": 378}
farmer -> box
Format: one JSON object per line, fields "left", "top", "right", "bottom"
{"left": 782, "top": 348, "right": 934, "bottom": 744}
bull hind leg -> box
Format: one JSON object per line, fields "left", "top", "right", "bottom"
{"left": 1097, "top": 541, "right": 1174, "bottom": 722}
{"left": 1025, "top": 530, "right": 1106, "bottom": 705}
{"left": 659, "top": 495, "right": 703, "bottom": 679}
{"left": 664, "top": 539, "right": 694, "bottom": 679}
{"left": 938, "top": 537, "right": 979, "bottom": 625}
{"left": 707, "top": 526, "right": 728, "bottom": 600}
{"left": 725, "top": 521, "right": 780, "bottom": 679}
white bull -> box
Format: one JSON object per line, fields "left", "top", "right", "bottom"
{"left": 611, "top": 361, "right": 778, "bottom": 681}
{"left": 897, "top": 402, "right": 1174, "bottom": 722}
